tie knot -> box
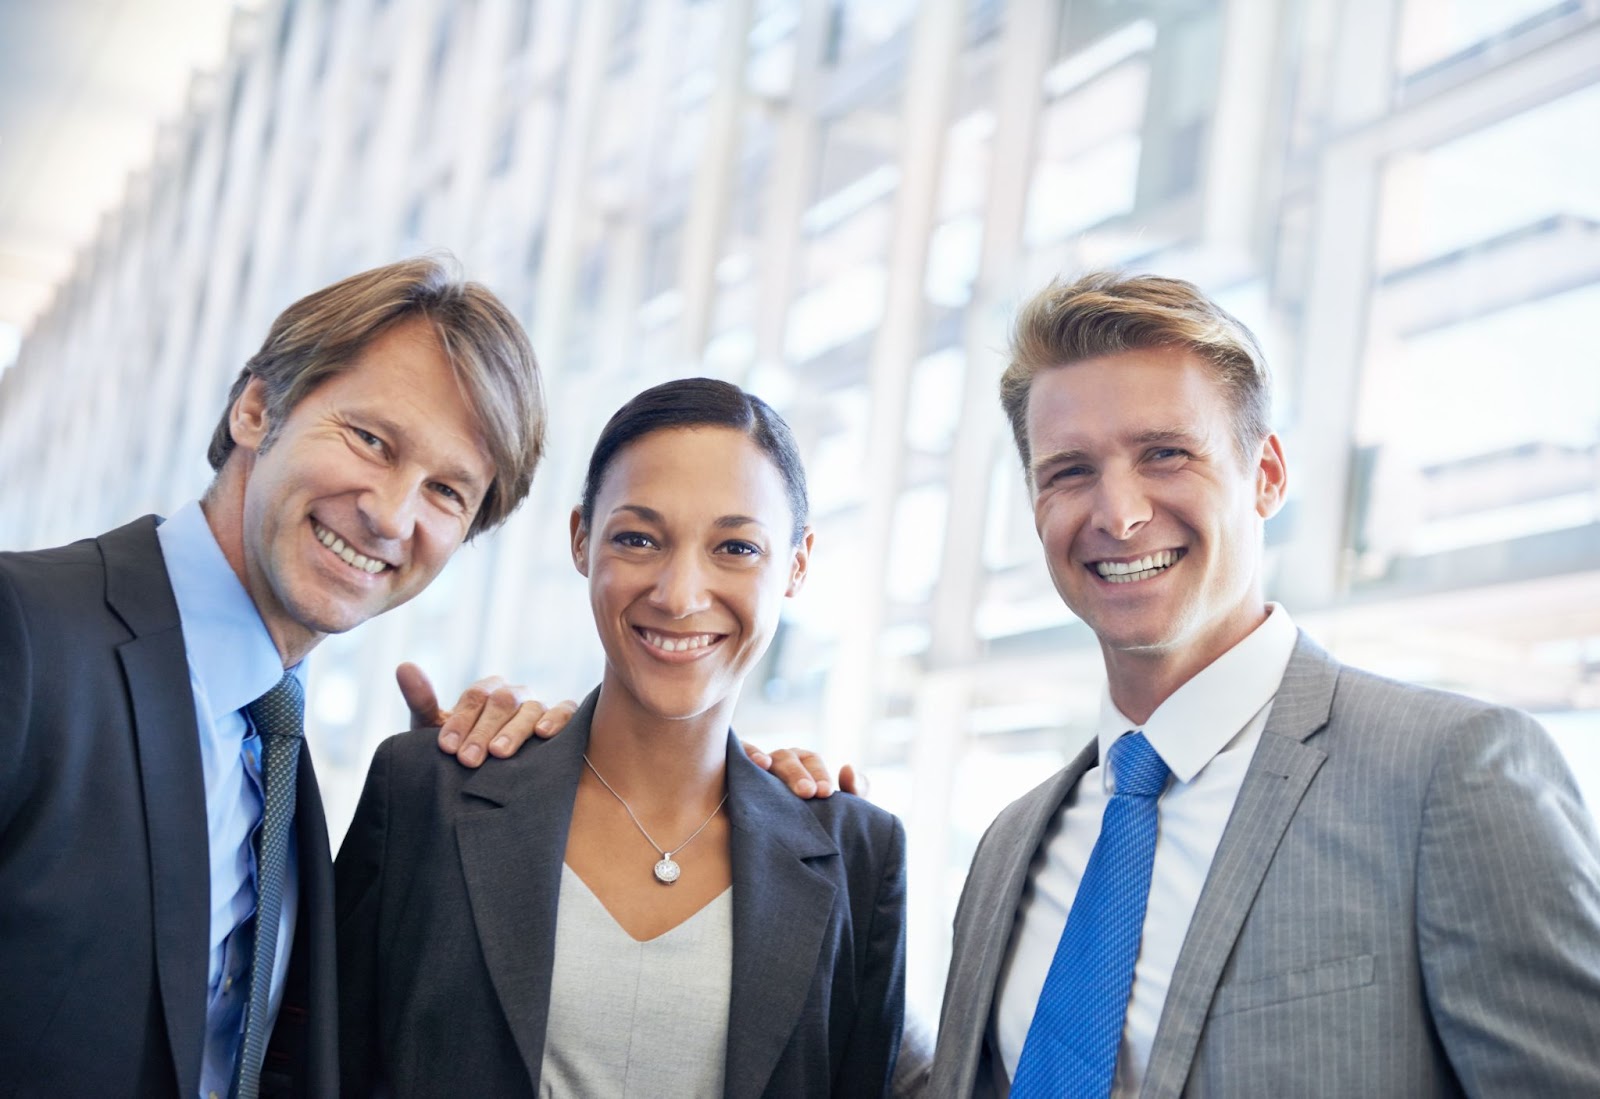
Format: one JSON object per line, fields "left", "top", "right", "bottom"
{"left": 1108, "top": 731, "right": 1168, "bottom": 797}
{"left": 246, "top": 672, "right": 305, "bottom": 740}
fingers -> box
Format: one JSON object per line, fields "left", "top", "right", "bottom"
{"left": 742, "top": 740, "right": 773, "bottom": 771}
{"left": 432, "top": 674, "right": 579, "bottom": 767}
{"left": 532, "top": 699, "right": 579, "bottom": 739}
{"left": 441, "top": 678, "right": 525, "bottom": 767}
{"left": 838, "top": 763, "right": 869, "bottom": 799}
{"left": 480, "top": 696, "right": 579, "bottom": 761}
{"left": 397, "top": 662, "right": 444, "bottom": 729}
{"left": 762, "top": 746, "right": 836, "bottom": 799}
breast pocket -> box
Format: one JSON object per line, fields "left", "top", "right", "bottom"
{"left": 1208, "top": 953, "right": 1375, "bottom": 1017}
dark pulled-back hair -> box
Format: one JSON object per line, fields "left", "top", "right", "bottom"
{"left": 579, "top": 377, "right": 809, "bottom": 545}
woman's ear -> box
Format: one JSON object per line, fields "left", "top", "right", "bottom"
{"left": 785, "top": 527, "right": 815, "bottom": 597}
{"left": 569, "top": 506, "right": 591, "bottom": 577}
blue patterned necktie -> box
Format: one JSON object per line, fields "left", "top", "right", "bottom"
{"left": 231, "top": 672, "right": 304, "bottom": 1099}
{"left": 1011, "top": 731, "right": 1171, "bottom": 1098}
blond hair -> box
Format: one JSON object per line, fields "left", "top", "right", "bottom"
{"left": 999, "top": 271, "right": 1271, "bottom": 476}
{"left": 208, "top": 256, "right": 545, "bottom": 537}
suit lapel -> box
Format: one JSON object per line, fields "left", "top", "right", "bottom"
{"left": 455, "top": 692, "right": 596, "bottom": 1090}
{"left": 1141, "top": 632, "right": 1337, "bottom": 1098}
{"left": 102, "top": 517, "right": 211, "bottom": 1099}
{"left": 289, "top": 747, "right": 338, "bottom": 1089}
{"left": 945, "top": 739, "right": 1097, "bottom": 1092}
{"left": 723, "top": 740, "right": 841, "bottom": 1098}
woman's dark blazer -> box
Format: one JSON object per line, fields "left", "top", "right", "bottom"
{"left": 336, "top": 691, "right": 907, "bottom": 1098}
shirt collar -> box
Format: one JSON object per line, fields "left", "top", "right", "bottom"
{"left": 155, "top": 500, "right": 306, "bottom": 724}
{"left": 1095, "top": 603, "right": 1298, "bottom": 788}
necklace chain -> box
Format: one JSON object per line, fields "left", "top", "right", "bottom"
{"left": 582, "top": 753, "right": 728, "bottom": 884}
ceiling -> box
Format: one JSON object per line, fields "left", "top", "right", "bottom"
{"left": 0, "top": 0, "right": 256, "bottom": 344}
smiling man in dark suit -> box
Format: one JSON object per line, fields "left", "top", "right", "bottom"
{"left": 928, "top": 272, "right": 1600, "bottom": 1097}
{"left": 0, "top": 257, "right": 567, "bottom": 1099}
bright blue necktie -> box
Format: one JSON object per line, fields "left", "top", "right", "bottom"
{"left": 231, "top": 672, "right": 304, "bottom": 1099}
{"left": 1011, "top": 731, "right": 1170, "bottom": 1098}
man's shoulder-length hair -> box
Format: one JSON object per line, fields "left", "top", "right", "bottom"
{"left": 207, "top": 255, "right": 546, "bottom": 538}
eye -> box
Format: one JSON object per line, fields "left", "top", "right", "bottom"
{"left": 717, "top": 539, "right": 763, "bottom": 558}
{"left": 1148, "top": 447, "right": 1188, "bottom": 462}
{"left": 352, "top": 426, "right": 385, "bottom": 451}
{"left": 611, "top": 531, "right": 658, "bottom": 550}
{"left": 1046, "top": 464, "right": 1090, "bottom": 484}
{"left": 429, "top": 482, "right": 465, "bottom": 506}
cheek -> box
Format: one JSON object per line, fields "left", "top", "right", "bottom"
{"left": 1034, "top": 502, "right": 1078, "bottom": 553}
{"left": 738, "top": 575, "right": 788, "bottom": 636}
{"left": 399, "top": 531, "right": 464, "bottom": 587}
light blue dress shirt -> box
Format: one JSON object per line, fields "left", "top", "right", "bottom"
{"left": 157, "top": 501, "right": 304, "bottom": 1099}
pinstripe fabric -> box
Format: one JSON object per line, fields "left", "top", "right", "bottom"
{"left": 931, "top": 632, "right": 1600, "bottom": 1099}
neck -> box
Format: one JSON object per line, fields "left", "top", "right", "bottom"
{"left": 584, "top": 679, "right": 732, "bottom": 814}
{"left": 1101, "top": 603, "right": 1270, "bottom": 725}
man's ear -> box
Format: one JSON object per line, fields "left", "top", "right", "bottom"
{"left": 785, "top": 527, "right": 815, "bottom": 597}
{"left": 229, "top": 375, "right": 271, "bottom": 453}
{"left": 1256, "top": 433, "right": 1288, "bottom": 519}
{"left": 569, "top": 506, "right": 590, "bottom": 577}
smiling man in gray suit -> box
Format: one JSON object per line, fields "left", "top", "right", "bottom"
{"left": 928, "top": 272, "right": 1600, "bottom": 1097}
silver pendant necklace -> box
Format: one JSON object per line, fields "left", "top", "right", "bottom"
{"left": 582, "top": 754, "right": 728, "bottom": 884}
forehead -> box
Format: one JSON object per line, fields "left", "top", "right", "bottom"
{"left": 1025, "top": 346, "right": 1232, "bottom": 454}
{"left": 596, "top": 426, "right": 789, "bottom": 519}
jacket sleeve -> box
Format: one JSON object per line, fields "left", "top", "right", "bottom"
{"left": 838, "top": 810, "right": 908, "bottom": 1097}
{"left": 335, "top": 736, "right": 395, "bottom": 1097}
{"left": 0, "top": 563, "right": 33, "bottom": 825}
{"left": 1417, "top": 706, "right": 1600, "bottom": 1095}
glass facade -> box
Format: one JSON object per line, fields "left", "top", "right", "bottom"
{"left": 2, "top": 0, "right": 1597, "bottom": 1019}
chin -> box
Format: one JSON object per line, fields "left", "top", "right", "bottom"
{"left": 620, "top": 679, "right": 714, "bottom": 721}
{"left": 1088, "top": 614, "right": 1186, "bottom": 655}
{"left": 280, "top": 591, "right": 382, "bottom": 639}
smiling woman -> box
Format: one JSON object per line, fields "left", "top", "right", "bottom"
{"left": 335, "top": 378, "right": 908, "bottom": 1098}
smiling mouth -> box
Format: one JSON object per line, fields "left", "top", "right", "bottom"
{"left": 634, "top": 627, "right": 725, "bottom": 654}
{"left": 311, "top": 520, "right": 391, "bottom": 575}
{"left": 1091, "top": 548, "right": 1184, "bottom": 584}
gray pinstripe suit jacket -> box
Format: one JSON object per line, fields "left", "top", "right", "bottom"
{"left": 929, "top": 631, "right": 1600, "bottom": 1097}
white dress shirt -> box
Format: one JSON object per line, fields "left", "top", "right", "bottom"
{"left": 157, "top": 502, "right": 303, "bottom": 1099}
{"left": 995, "top": 604, "right": 1298, "bottom": 1095}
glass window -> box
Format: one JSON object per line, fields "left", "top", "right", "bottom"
{"left": 1358, "top": 86, "right": 1600, "bottom": 570}
{"left": 1398, "top": 0, "right": 1573, "bottom": 76}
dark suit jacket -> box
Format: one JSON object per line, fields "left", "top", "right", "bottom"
{"left": 930, "top": 632, "right": 1600, "bottom": 1097}
{"left": 336, "top": 692, "right": 907, "bottom": 1097}
{"left": 0, "top": 517, "right": 339, "bottom": 1098}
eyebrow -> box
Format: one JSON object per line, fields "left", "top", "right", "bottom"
{"left": 1030, "top": 428, "right": 1208, "bottom": 478}
{"left": 1130, "top": 427, "right": 1205, "bottom": 448}
{"left": 611, "top": 505, "right": 766, "bottom": 531}
{"left": 1030, "top": 448, "right": 1090, "bottom": 480}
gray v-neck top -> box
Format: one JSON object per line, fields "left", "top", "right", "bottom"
{"left": 540, "top": 864, "right": 733, "bottom": 1097}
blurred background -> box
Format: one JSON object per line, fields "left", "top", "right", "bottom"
{"left": 2, "top": 0, "right": 1598, "bottom": 1020}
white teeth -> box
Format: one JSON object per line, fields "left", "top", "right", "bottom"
{"left": 641, "top": 629, "right": 718, "bottom": 653}
{"left": 1094, "top": 549, "right": 1180, "bottom": 582}
{"left": 312, "top": 521, "right": 388, "bottom": 574}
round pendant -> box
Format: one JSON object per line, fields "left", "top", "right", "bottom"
{"left": 653, "top": 857, "right": 681, "bottom": 884}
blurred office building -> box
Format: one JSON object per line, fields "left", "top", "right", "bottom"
{"left": 2, "top": 0, "right": 1598, "bottom": 1015}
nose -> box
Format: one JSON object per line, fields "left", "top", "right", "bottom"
{"left": 357, "top": 473, "right": 420, "bottom": 544}
{"left": 648, "top": 549, "right": 713, "bottom": 618}
{"left": 1090, "top": 467, "right": 1151, "bottom": 541}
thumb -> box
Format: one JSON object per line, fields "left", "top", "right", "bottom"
{"left": 396, "top": 662, "right": 443, "bottom": 728}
